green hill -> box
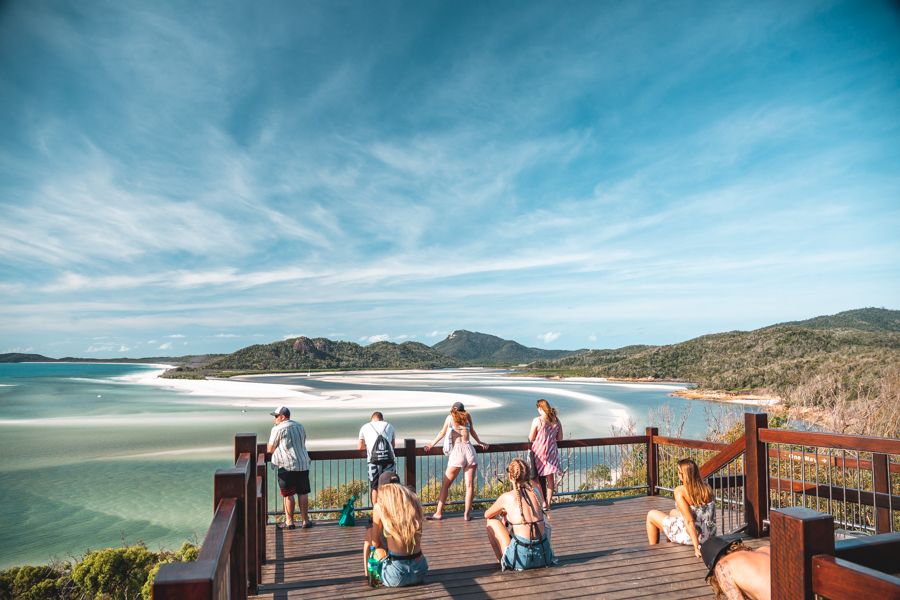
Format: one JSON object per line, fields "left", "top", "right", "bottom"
{"left": 200, "top": 336, "right": 460, "bottom": 373}
{"left": 769, "top": 307, "right": 900, "bottom": 333}
{"left": 0, "top": 353, "right": 54, "bottom": 363}
{"left": 432, "top": 330, "right": 581, "bottom": 364}
{"left": 527, "top": 308, "right": 900, "bottom": 436}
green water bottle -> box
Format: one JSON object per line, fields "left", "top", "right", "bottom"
{"left": 366, "top": 545, "right": 381, "bottom": 587}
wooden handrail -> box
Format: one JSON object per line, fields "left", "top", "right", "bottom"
{"left": 759, "top": 428, "right": 900, "bottom": 454}
{"left": 767, "top": 476, "right": 900, "bottom": 510}
{"left": 652, "top": 435, "right": 727, "bottom": 451}
{"left": 766, "top": 447, "right": 900, "bottom": 474}
{"left": 812, "top": 556, "right": 900, "bottom": 600}
{"left": 699, "top": 435, "right": 746, "bottom": 478}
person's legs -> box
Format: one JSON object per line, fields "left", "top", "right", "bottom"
{"left": 432, "top": 466, "right": 461, "bottom": 518}
{"left": 545, "top": 474, "right": 555, "bottom": 509}
{"left": 298, "top": 494, "right": 309, "bottom": 525}
{"left": 485, "top": 519, "right": 512, "bottom": 562}
{"left": 646, "top": 509, "right": 668, "bottom": 544}
{"left": 463, "top": 465, "right": 477, "bottom": 520}
{"left": 283, "top": 494, "right": 295, "bottom": 526}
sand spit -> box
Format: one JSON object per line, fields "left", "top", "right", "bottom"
{"left": 671, "top": 389, "right": 781, "bottom": 407}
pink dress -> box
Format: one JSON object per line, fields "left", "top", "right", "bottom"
{"left": 531, "top": 418, "right": 560, "bottom": 476}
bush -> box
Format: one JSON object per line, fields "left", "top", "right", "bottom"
{"left": 71, "top": 544, "right": 157, "bottom": 599}
{"left": 140, "top": 543, "right": 199, "bottom": 600}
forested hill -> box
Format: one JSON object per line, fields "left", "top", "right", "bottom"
{"left": 198, "top": 336, "right": 460, "bottom": 373}
{"left": 767, "top": 307, "right": 900, "bottom": 333}
{"left": 529, "top": 308, "right": 900, "bottom": 393}
{"left": 0, "top": 353, "right": 54, "bottom": 363}
{"left": 432, "top": 330, "right": 581, "bottom": 364}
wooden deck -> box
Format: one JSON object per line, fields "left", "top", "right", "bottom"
{"left": 252, "top": 495, "right": 762, "bottom": 599}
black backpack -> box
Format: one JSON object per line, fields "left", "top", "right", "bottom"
{"left": 368, "top": 424, "right": 394, "bottom": 466}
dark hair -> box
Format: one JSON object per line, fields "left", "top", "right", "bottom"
{"left": 371, "top": 411, "right": 384, "bottom": 420}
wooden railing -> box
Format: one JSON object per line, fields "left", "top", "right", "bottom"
{"left": 152, "top": 413, "right": 899, "bottom": 599}
{"left": 770, "top": 507, "right": 900, "bottom": 599}
{"left": 153, "top": 434, "right": 266, "bottom": 600}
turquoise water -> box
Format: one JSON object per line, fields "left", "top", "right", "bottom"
{"left": 0, "top": 363, "right": 743, "bottom": 568}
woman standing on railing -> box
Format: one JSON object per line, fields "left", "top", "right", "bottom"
{"left": 423, "top": 401, "right": 489, "bottom": 521}
{"left": 363, "top": 480, "right": 429, "bottom": 587}
{"left": 484, "top": 458, "right": 555, "bottom": 571}
{"left": 645, "top": 458, "right": 716, "bottom": 558}
{"left": 529, "top": 399, "right": 563, "bottom": 510}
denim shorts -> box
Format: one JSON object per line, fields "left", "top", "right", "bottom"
{"left": 380, "top": 554, "right": 428, "bottom": 587}
{"left": 501, "top": 534, "right": 555, "bottom": 571}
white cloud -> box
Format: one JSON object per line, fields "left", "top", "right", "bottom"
{"left": 537, "top": 331, "right": 561, "bottom": 344}
{"left": 4, "top": 346, "right": 34, "bottom": 353}
{"left": 214, "top": 333, "right": 240, "bottom": 338}
{"left": 158, "top": 342, "right": 173, "bottom": 350}
{"left": 360, "top": 334, "right": 390, "bottom": 344}
{"left": 427, "top": 330, "right": 445, "bottom": 338}
{"left": 166, "top": 334, "right": 186, "bottom": 338}
{"left": 118, "top": 345, "right": 130, "bottom": 352}
{"left": 588, "top": 334, "right": 598, "bottom": 342}
{"left": 86, "top": 344, "right": 115, "bottom": 353}
{"left": 282, "top": 333, "right": 303, "bottom": 340}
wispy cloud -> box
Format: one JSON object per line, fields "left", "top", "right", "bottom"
{"left": 537, "top": 332, "right": 561, "bottom": 344}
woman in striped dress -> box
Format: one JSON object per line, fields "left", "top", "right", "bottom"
{"left": 528, "top": 399, "right": 563, "bottom": 510}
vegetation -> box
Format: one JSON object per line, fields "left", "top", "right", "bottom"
{"left": 0, "top": 542, "right": 198, "bottom": 600}
{"left": 180, "top": 337, "right": 460, "bottom": 377}
{"left": 431, "top": 330, "right": 583, "bottom": 365}
{"left": 526, "top": 308, "right": 900, "bottom": 437}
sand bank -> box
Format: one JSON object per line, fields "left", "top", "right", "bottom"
{"left": 671, "top": 389, "right": 781, "bottom": 407}
{"left": 119, "top": 367, "right": 501, "bottom": 411}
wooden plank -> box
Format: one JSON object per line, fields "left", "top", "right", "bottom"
{"left": 745, "top": 412, "right": 768, "bottom": 537}
{"left": 770, "top": 507, "right": 835, "bottom": 600}
{"left": 250, "top": 496, "right": 744, "bottom": 599}
{"left": 835, "top": 533, "right": 900, "bottom": 574}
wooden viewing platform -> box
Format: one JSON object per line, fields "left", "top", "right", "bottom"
{"left": 251, "top": 495, "right": 762, "bottom": 599}
{"left": 153, "top": 414, "right": 900, "bottom": 600}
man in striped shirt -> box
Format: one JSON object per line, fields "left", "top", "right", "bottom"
{"left": 267, "top": 406, "right": 312, "bottom": 529}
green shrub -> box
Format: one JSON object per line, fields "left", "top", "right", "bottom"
{"left": 72, "top": 544, "right": 156, "bottom": 599}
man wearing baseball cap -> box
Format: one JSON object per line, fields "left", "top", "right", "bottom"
{"left": 267, "top": 406, "right": 312, "bottom": 529}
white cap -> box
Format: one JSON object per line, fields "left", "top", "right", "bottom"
{"left": 270, "top": 406, "right": 290, "bottom": 418}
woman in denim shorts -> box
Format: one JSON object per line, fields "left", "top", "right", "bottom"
{"left": 363, "top": 482, "right": 428, "bottom": 587}
{"left": 485, "top": 458, "right": 556, "bottom": 571}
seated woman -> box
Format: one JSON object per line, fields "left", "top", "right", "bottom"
{"left": 645, "top": 458, "right": 716, "bottom": 558}
{"left": 701, "top": 536, "right": 771, "bottom": 600}
{"left": 484, "top": 458, "right": 556, "bottom": 571}
{"left": 362, "top": 479, "right": 428, "bottom": 587}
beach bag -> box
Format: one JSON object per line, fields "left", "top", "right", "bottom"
{"left": 369, "top": 424, "right": 394, "bottom": 466}
{"left": 338, "top": 495, "right": 357, "bottom": 527}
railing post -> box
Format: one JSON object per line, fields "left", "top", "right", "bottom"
{"left": 744, "top": 412, "right": 768, "bottom": 536}
{"left": 404, "top": 438, "right": 416, "bottom": 491}
{"left": 216, "top": 467, "right": 248, "bottom": 600}
{"left": 256, "top": 442, "right": 268, "bottom": 571}
{"left": 873, "top": 453, "right": 890, "bottom": 534}
{"left": 770, "top": 507, "right": 835, "bottom": 600}
{"left": 235, "top": 434, "right": 257, "bottom": 595}
{"left": 646, "top": 427, "right": 658, "bottom": 496}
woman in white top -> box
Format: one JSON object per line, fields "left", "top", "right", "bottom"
{"left": 423, "top": 402, "right": 489, "bottom": 521}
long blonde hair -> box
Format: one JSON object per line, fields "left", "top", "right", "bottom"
{"left": 678, "top": 458, "right": 713, "bottom": 505}
{"left": 536, "top": 399, "right": 558, "bottom": 424}
{"left": 377, "top": 484, "right": 423, "bottom": 554}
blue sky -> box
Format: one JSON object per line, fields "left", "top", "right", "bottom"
{"left": 1, "top": 0, "right": 899, "bottom": 357}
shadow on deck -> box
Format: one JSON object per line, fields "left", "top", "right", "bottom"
{"left": 252, "top": 495, "right": 759, "bottom": 599}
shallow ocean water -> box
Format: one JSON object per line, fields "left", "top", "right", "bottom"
{"left": 0, "top": 363, "right": 745, "bottom": 568}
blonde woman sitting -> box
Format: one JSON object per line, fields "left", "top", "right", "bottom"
{"left": 646, "top": 458, "right": 717, "bottom": 558}
{"left": 485, "top": 458, "right": 556, "bottom": 571}
{"left": 362, "top": 476, "right": 428, "bottom": 587}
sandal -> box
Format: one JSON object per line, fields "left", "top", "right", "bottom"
{"left": 426, "top": 514, "right": 443, "bottom": 521}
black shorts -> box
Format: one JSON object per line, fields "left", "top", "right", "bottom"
{"left": 368, "top": 462, "right": 396, "bottom": 490}
{"left": 277, "top": 468, "right": 311, "bottom": 497}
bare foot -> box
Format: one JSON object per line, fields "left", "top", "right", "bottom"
{"left": 426, "top": 513, "right": 443, "bottom": 521}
